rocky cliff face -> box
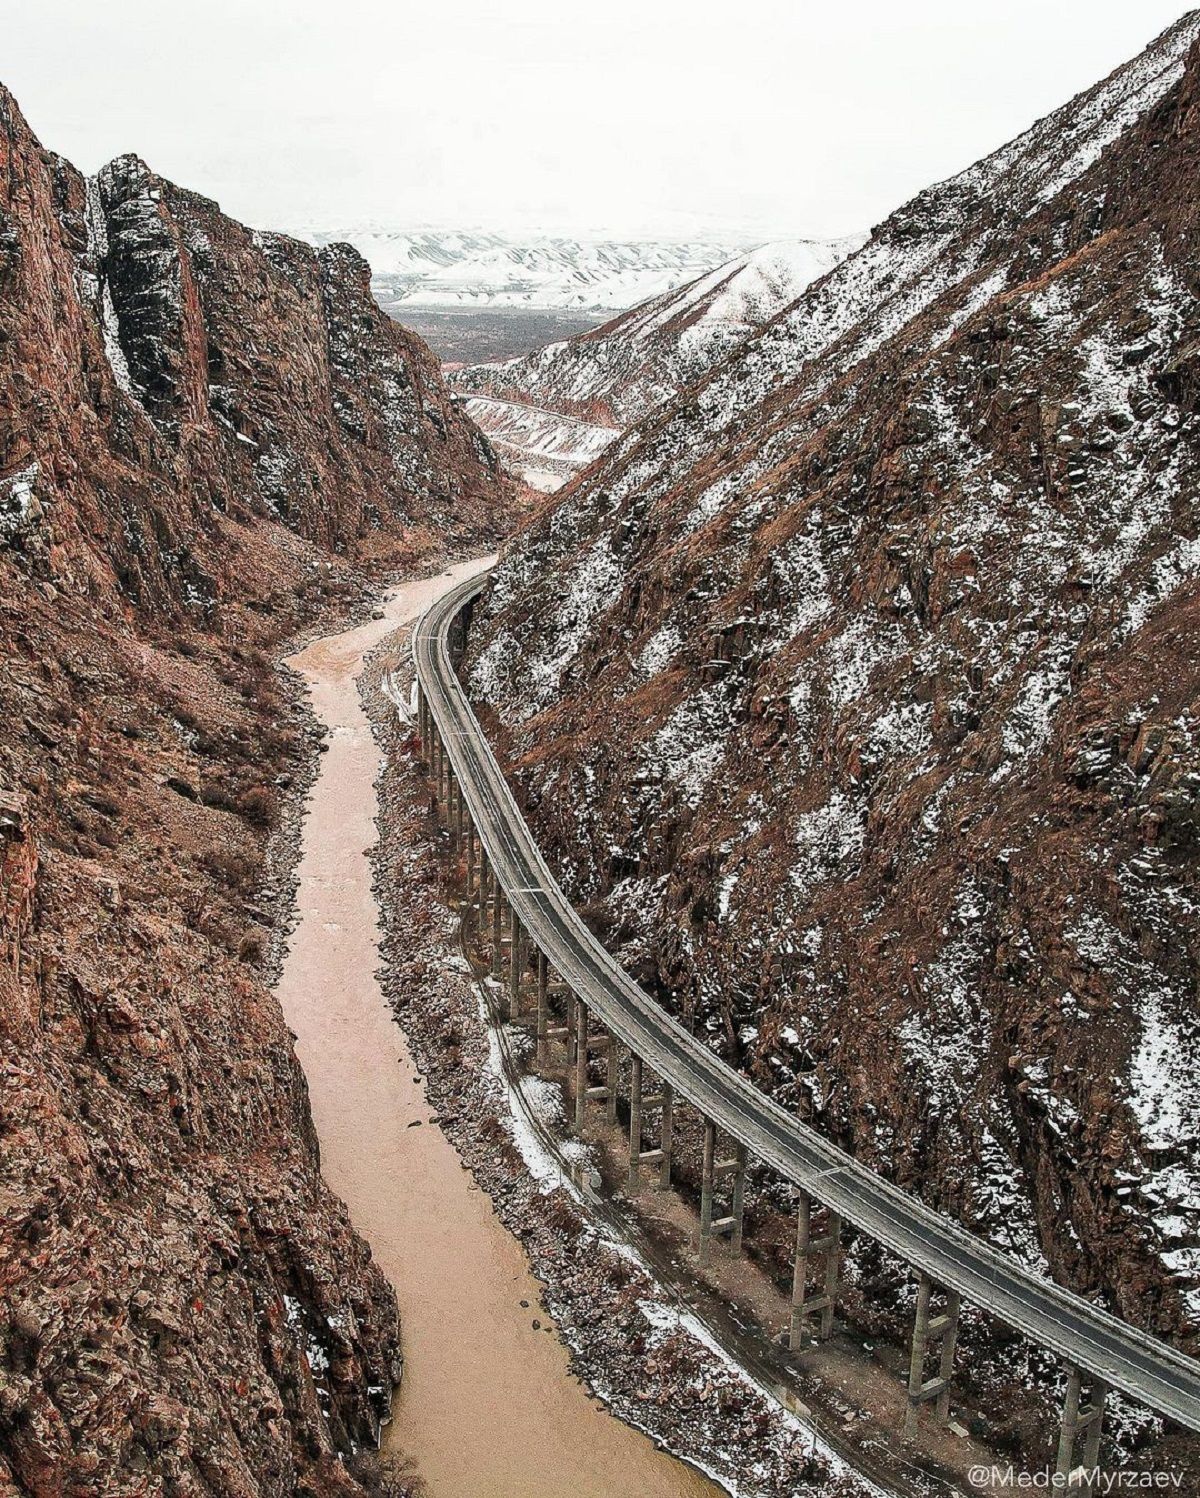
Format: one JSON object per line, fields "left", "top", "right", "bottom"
{"left": 0, "top": 83, "right": 507, "bottom": 1496}
{"left": 467, "top": 13, "right": 1200, "bottom": 1357}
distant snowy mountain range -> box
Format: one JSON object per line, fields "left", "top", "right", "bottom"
{"left": 303, "top": 228, "right": 759, "bottom": 312}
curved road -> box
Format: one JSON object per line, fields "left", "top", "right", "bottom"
{"left": 413, "top": 571, "right": 1200, "bottom": 1434}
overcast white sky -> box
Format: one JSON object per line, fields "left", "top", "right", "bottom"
{"left": 1, "top": 1, "right": 1192, "bottom": 240}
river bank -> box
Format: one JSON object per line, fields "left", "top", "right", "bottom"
{"left": 276, "top": 559, "right": 720, "bottom": 1498}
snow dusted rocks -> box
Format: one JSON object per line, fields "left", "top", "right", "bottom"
{"left": 459, "top": 396, "right": 621, "bottom": 492}
{"left": 467, "top": 13, "right": 1200, "bottom": 1355}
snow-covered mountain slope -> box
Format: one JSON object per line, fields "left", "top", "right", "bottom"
{"left": 304, "top": 228, "right": 753, "bottom": 313}
{"left": 461, "top": 396, "right": 620, "bottom": 493}
{"left": 450, "top": 238, "right": 860, "bottom": 489}
{"left": 453, "top": 237, "right": 862, "bottom": 430}
{"left": 466, "top": 8, "right": 1200, "bottom": 1381}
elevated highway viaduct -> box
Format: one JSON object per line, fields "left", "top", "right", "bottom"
{"left": 412, "top": 572, "right": 1200, "bottom": 1481}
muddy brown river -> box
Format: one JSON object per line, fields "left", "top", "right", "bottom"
{"left": 279, "top": 560, "right": 720, "bottom": 1498}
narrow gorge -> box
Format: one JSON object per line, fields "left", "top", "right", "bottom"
{"left": 4, "top": 8, "right": 1200, "bottom": 1498}
{"left": 0, "top": 79, "right": 506, "bottom": 1496}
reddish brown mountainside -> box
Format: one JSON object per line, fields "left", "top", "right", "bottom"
{"left": 0, "top": 84, "right": 508, "bottom": 1496}
{"left": 467, "top": 12, "right": 1200, "bottom": 1370}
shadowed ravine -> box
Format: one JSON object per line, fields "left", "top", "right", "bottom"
{"left": 277, "top": 559, "right": 719, "bottom": 1498}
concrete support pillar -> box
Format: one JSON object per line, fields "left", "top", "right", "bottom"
{"left": 699, "top": 1117, "right": 717, "bottom": 1265}
{"left": 454, "top": 773, "right": 464, "bottom": 851}
{"left": 659, "top": 1083, "right": 674, "bottom": 1189}
{"left": 606, "top": 1035, "right": 620, "bottom": 1124}
{"left": 536, "top": 951, "right": 549, "bottom": 1063}
{"left": 903, "top": 1273, "right": 961, "bottom": 1440}
{"left": 627, "top": 1054, "right": 643, "bottom": 1192}
{"left": 491, "top": 882, "right": 503, "bottom": 979}
{"left": 821, "top": 1215, "right": 841, "bottom": 1339}
{"left": 466, "top": 821, "right": 476, "bottom": 893}
{"left": 936, "top": 1292, "right": 961, "bottom": 1426}
{"left": 699, "top": 1128, "right": 747, "bottom": 1262}
{"left": 1055, "top": 1368, "right": 1107, "bottom": 1489}
{"left": 566, "top": 988, "right": 577, "bottom": 1067}
{"left": 573, "top": 997, "right": 588, "bottom": 1129}
{"left": 1058, "top": 1371, "right": 1082, "bottom": 1482}
{"left": 904, "top": 1276, "right": 932, "bottom": 1442}
{"left": 728, "top": 1142, "right": 747, "bottom": 1255}
{"left": 1083, "top": 1383, "right": 1107, "bottom": 1478}
{"left": 509, "top": 913, "right": 522, "bottom": 1021}
{"left": 789, "top": 1194, "right": 841, "bottom": 1347}
{"left": 627, "top": 1064, "right": 672, "bottom": 1194}
{"left": 582, "top": 1030, "right": 612, "bottom": 1112}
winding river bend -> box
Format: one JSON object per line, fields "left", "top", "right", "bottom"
{"left": 278, "top": 559, "right": 718, "bottom": 1498}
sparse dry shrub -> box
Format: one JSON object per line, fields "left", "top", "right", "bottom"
{"left": 543, "top": 1191, "right": 584, "bottom": 1240}
{"left": 238, "top": 931, "right": 265, "bottom": 964}
{"left": 596, "top": 1249, "right": 634, "bottom": 1289}
{"left": 237, "top": 784, "right": 278, "bottom": 828}
{"left": 199, "top": 775, "right": 240, "bottom": 813}
{"left": 345, "top": 1451, "right": 424, "bottom": 1497}
{"left": 200, "top": 846, "right": 261, "bottom": 892}
{"left": 579, "top": 900, "right": 614, "bottom": 939}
